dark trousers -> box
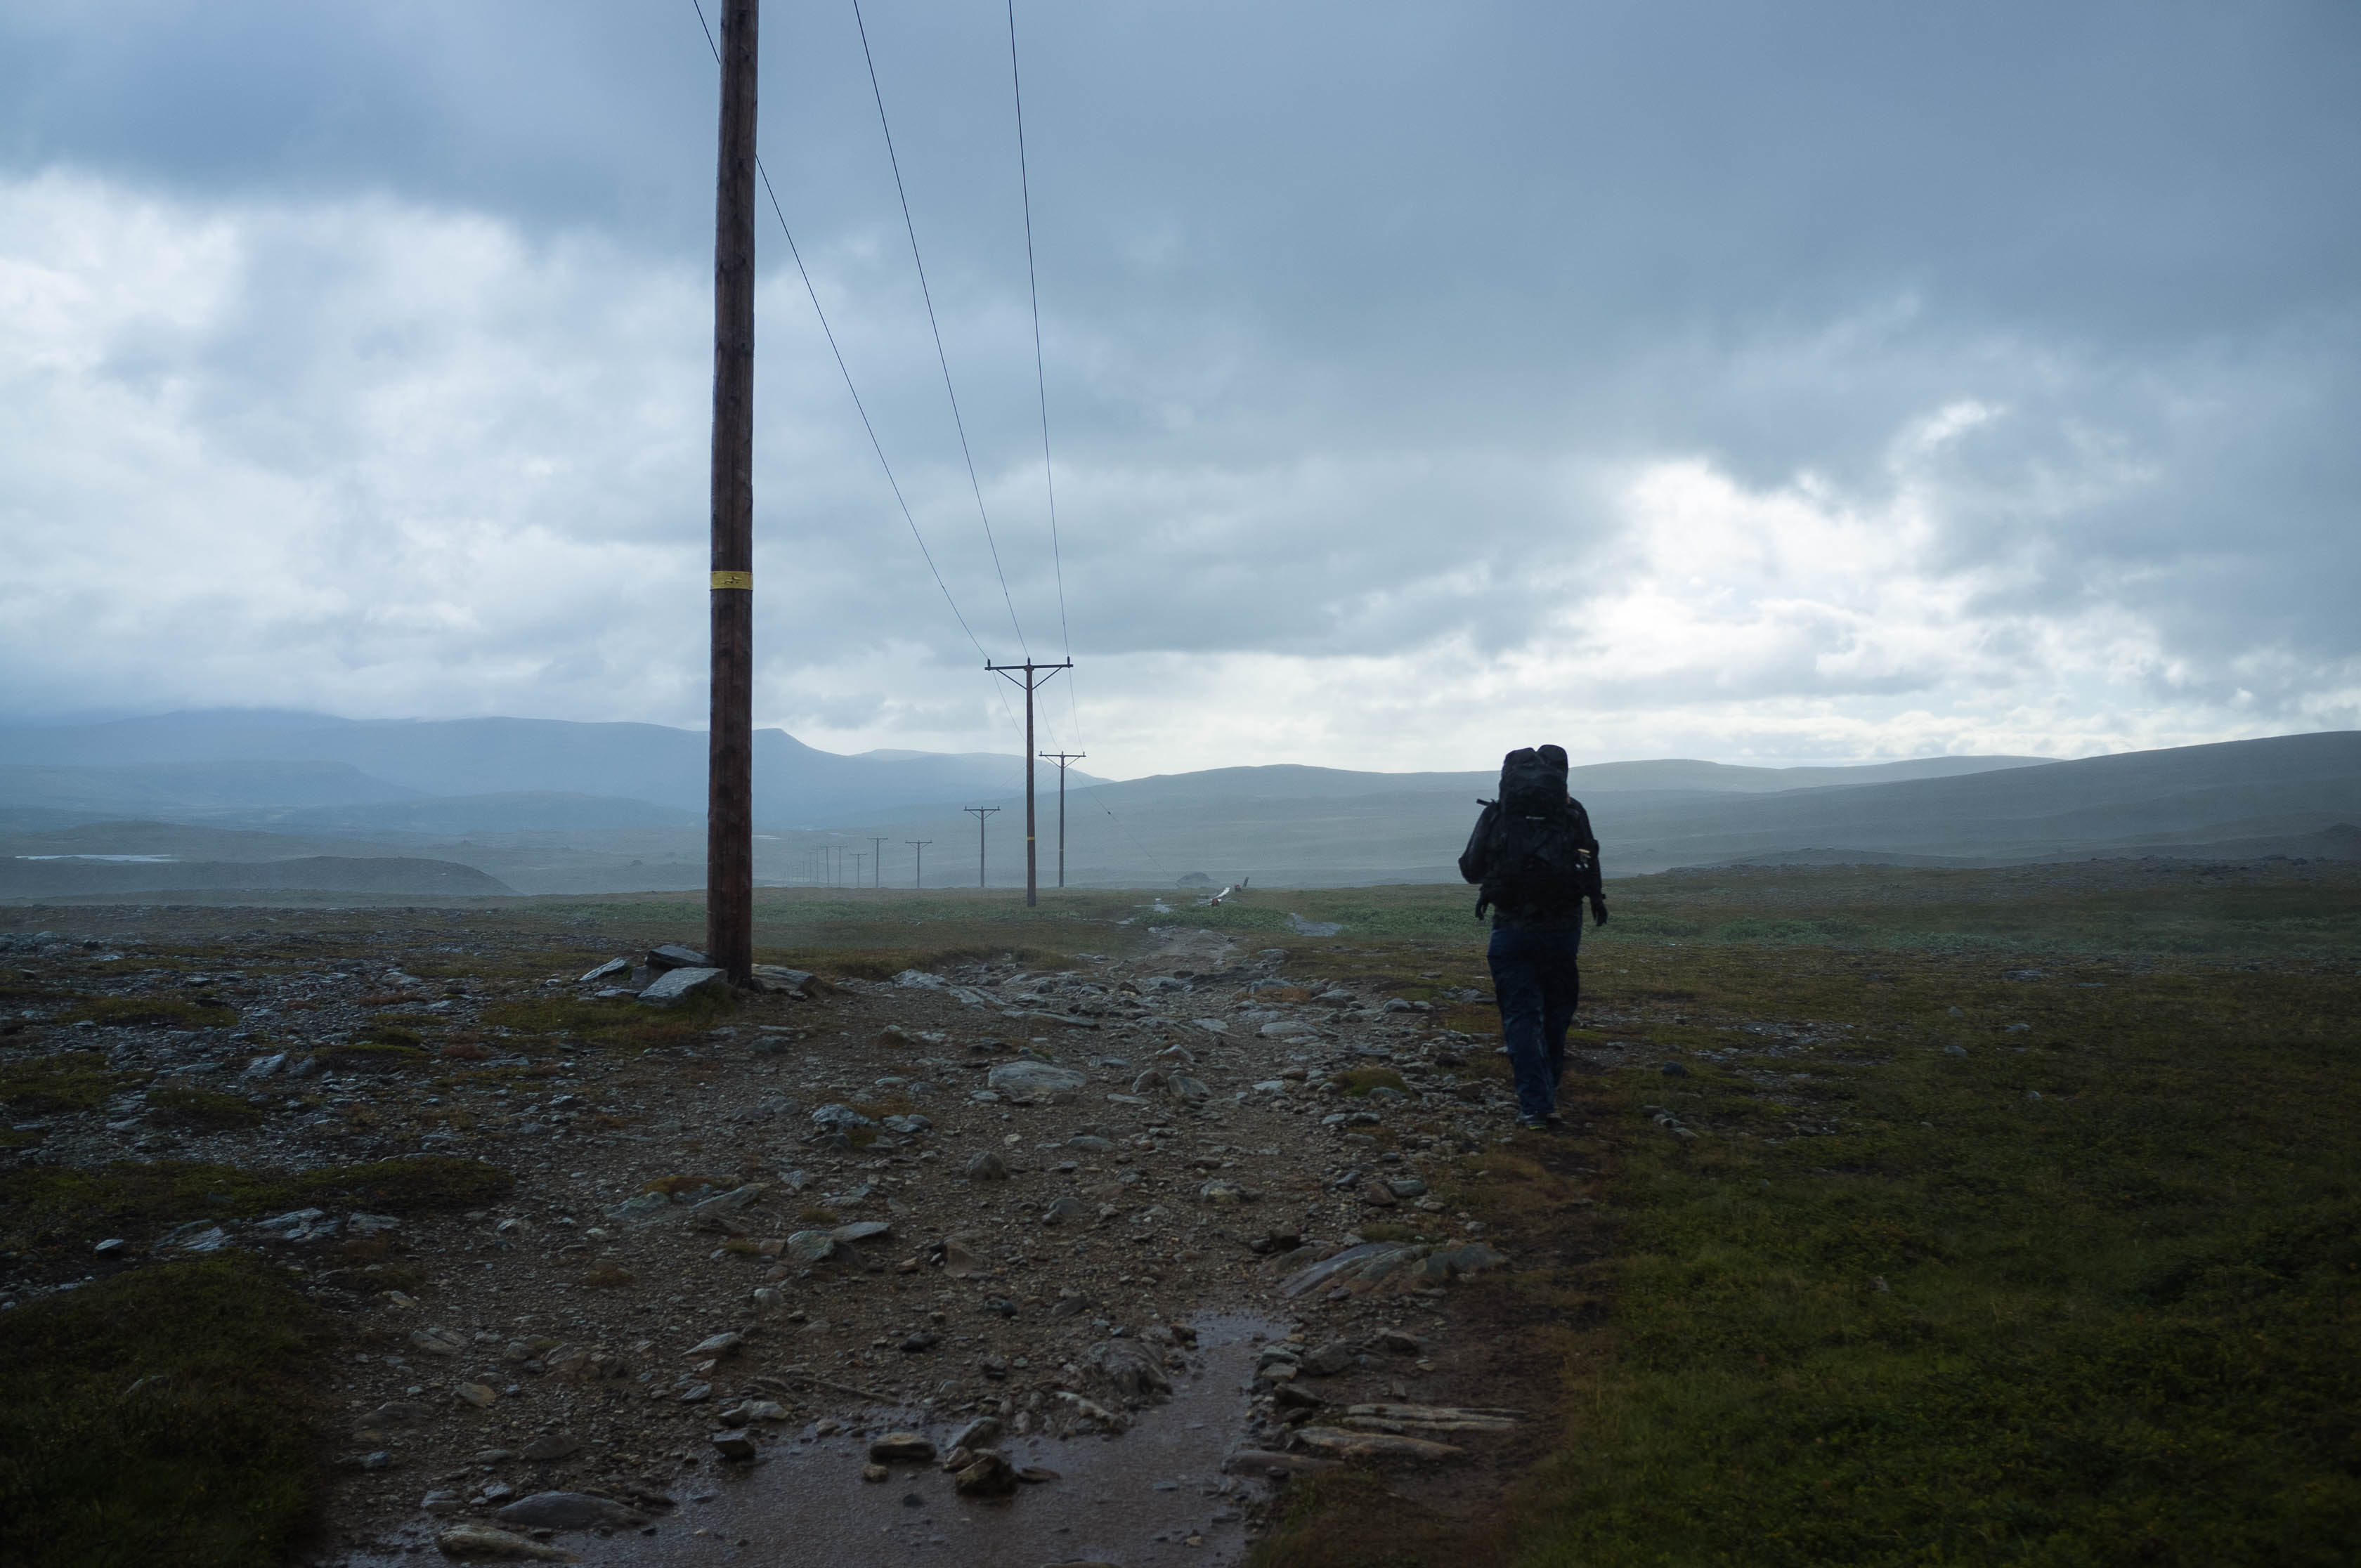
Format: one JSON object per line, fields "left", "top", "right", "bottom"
{"left": 1488, "top": 922, "right": 1582, "bottom": 1121}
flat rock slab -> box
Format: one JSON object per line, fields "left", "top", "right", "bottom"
{"left": 1346, "top": 1402, "right": 1521, "bottom": 1425}
{"left": 1277, "top": 1241, "right": 1417, "bottom": 1299}
{"left": 748, "top": 963, "right": 814, "bottom": 992}
{"left": 638, "top": 967, "right": 724, "bottom": 1005}
{"left": 987, "top": 1061, "right": 1088, "bottom": 1098}
{"left": 687, "top": 1184, "right": 764, "bottom": 1217}
{"left": 493, "top": 1491, "right": 644, "bottom": 1530}
{"left": 1292, "top": 1427, "right": 1466, "bottom": 1461}
{"left": 1225, "top": 1449, "right": 1341, "bottom": 1478}
{"left": 605, "top": 1192, "right": 672, "bottom": 1225}
{"left": 435, "top": 1523, "right": 576, "bottom": 1560}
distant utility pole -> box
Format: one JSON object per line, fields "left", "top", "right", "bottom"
{"left": 852, "top": 851, "right": 868, "bottom": 887}
{"left": 985, "top": 659, "right": 1072, "bottom": 907}
{"left": 963, "top": 806, "right": 1001, "bottom": 889}
{"left": 869, "top": 837, "right": 887, "bottom": 889}
{"left": 906, "top": 839, "right": 930, "bottom": 888}
{"left": 703, "top": 0, "right": 759, "bottom": 986}
{"left": 1039, "top": 750, "right": 1086, "bottom": 889}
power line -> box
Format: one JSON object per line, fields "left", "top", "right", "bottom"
{"left": 1077, "top": 778, "right": 1171, "bottom": 881}
{"left": 852, "top": 0, "right": 1030, "bottom": 659}
{"left": 687, "top": 0, "right": 1027, "bottom": 754}
{"left": 1007, "top": 0, "right": 1069, "bottom": 665}
{"left": 1004, "top": 1, "right": 1089, "bottom": 759}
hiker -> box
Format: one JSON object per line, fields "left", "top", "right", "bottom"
{"left": 1457, "top": 744, "right": 1608, "bottom": 1130}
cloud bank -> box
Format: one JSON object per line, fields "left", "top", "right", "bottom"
{"left": 1, "top": 0, "right": 2355, "bottom": 774}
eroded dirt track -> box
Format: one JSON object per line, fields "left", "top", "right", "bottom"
{"left": 1, "top": 910, "right": 1568, "bottom": 1566}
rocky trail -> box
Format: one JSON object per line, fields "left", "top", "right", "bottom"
{"left": 0, "top": 913, "right": 1566, "bottom": 1567}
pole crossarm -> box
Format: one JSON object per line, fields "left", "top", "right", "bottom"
{"left": 984, "top": 660, "right": 1072, "bottom": 907}
{"left": 1039, "top": 749, "right": 1085, "bottom": 890}
{"left": 963, "top": 805, "right": 1000, "bottom": 889}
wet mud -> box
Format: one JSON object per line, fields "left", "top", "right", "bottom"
{"left": 360, "top": 1314, "right": 1281, "bottom": 1568}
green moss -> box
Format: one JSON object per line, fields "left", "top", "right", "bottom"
{"left": 146, "top": 1085, "right": 264, "bottom": 1130}
{"left": 356, "top": 1023, "right": 423, "bottom": 1047}
{"left": 1334, "top": 1066, "right": 1409, "bottom": 1097}
{"left": 1355, "top": 1222, "right": 1427, "bottom": 1243}
{"left": 313, "top": 1040, "right": 427, "bottom": 1072}
{"left": 1497, "top": 950, "right": 2361, "bottom": 1566}
{"left": 0, "top": 1052, "right": 141, "bottom": 1113}
{"left": 286, "top": 1156, "right": 513, "bottom": 1213}
{"left": 0, "top": 1156, "right": 512, "bottom": 1253}
{"left": 1712, "top": 915, "right": 1868, "bottom": 943}
{"left": 0, "top": 1253, "right": 326, "bottom": 1568}
{"left": 481, "top": 988, "right": 738, "bottom": 1049}
{"left": 70, "top": 995, "right": 236, "bottom": 1029}
{"left": 644, "top": 1173, "right": 736, "bottom": 1198}
{"left": 1589, "top": 911, "right": 1703, "bottom": 939}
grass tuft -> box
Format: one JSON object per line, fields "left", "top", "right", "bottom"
{"left": 69, "top": 995, "right": 237, "bottom": 1029}
{"left": 0, "top": 1156, "right": 512, "bottom": 1253}
{"left": 312, "top": 1040, "right": 427, "bottom": 1073}
{"left": 1334, "top": 1066, "right": 1409, "bottom": 1097}
{"left": 0, "top": 1253, "right": 326, "bottom": 1568}
{"left": 0, "top": 1051, "right": 141, "bottom": 1113}
{"left": 145, "top": 1085, "right": 265, "bottom": 1130}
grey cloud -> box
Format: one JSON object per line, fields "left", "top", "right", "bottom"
{"left": 0, "top": 1, "right": 2355, "bottom": 766}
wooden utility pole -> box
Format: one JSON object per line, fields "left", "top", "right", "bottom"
{"left": 986, "top": 660, "right": 1072, "bottom": 906}
{"left": 704, "top": 0, "right": 758, "bottom": 985}
{"left": 1039, "top": 750, "right": 1085, "bottom": 889}
{"left": 906, "top": 839, "right": 930, "bottom": 887}
{"left": 963, "top": 806, "right": 1000, "bottom": 888}
{"left": 869, "top": 837, "right": 888, "bottom": 888}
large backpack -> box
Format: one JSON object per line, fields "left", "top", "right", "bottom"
{"left": 1470, "top": 747, "right": 1592, "bottom": 920}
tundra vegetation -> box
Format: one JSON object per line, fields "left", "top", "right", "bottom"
{"left": 0, "top": 857, "right": 2353, "bottom": 1567}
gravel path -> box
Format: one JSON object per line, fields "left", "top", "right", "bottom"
{"left": 1, "top": 916, "right": 1533, "bottom": 1564}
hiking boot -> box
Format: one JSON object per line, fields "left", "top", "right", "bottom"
{"left": 1517, "top": 1116, "right": 1551, "bottom": 1132}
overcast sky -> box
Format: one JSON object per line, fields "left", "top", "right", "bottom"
{"left": 1, "top": 1, "right": 2355, "bottom": 777}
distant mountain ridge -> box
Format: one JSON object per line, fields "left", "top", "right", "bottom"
{"left": 807, "top": 731, "right": 2361, "bottom": 886}
{"left": 1096, "top": 754, "right": 2055, "bottom": 806}
{"left": 0, "top": 759, "right": 422, "bottom": 814}
{"left": 1, "top": 721, "right": 2351, "bottom": 895}
{"left": 0, "top": 709, "right": 2049, "bottom": 832}
{"left": 0, "top": 709, "right": 1105, "bottom": 829}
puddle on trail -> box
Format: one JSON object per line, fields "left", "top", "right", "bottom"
{"left": 357, "top": 1314, "right": 1283, "bottom": 1568}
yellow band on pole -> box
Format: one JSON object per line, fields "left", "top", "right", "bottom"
{"left": 710, "top": 570, "right": 753, "bottom": 590}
